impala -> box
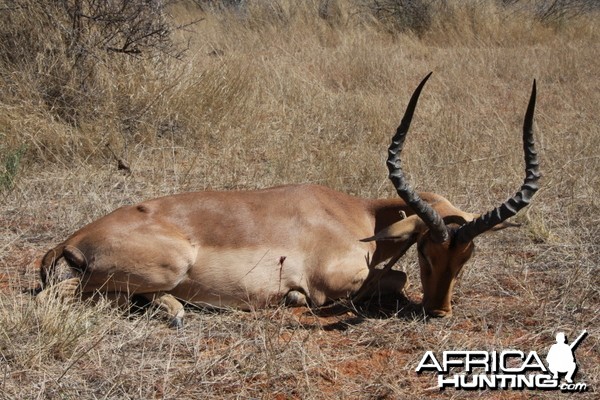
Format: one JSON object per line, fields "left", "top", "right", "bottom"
{"left": 38, "top": 73, "right": 540, "bottom": 327}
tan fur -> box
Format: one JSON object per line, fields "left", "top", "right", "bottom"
{"left": 39, "top": 184, "right": 484, "bottom": 323}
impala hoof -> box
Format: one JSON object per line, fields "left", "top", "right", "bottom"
{"left": 169, "top": 316, "right": 184, "bottom": 330}
{"left": 426, "top": 309, "right": 452, "bottom": 318}
{"left": 284, "top": 290, "right": 308, "bottom": 307}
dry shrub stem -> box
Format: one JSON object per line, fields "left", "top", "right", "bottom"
{"left": 0, "top": 0, "right": 598, "bottom": 398}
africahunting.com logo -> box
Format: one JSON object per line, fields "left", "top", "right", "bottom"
{"left": 416, "top": 330, "right": 588, "bottom": 392}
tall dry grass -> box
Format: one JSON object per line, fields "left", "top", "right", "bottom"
{"left": 1, "top": 0, "right": 599, "bottom": 398}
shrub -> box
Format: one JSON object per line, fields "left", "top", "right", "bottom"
{"left": 361, "top": 0, "right": 433, "bottom": 35}
{"left": 0, "top": 0, "right": 184, "bottom": 126}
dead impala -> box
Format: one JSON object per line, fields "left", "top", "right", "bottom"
{"left": 38, "top": 73, "right": 540, "bottom": 327}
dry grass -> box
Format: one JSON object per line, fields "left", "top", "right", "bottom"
{"left": 1, "top": 0, "right": 599, "bottom": 398}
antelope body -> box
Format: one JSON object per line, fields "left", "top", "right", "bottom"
{"left": 38, "top": 74, "right": 540, "bottom": 327}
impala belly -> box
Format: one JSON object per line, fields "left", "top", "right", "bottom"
{"left": 169, "top": 247, "right": 307, "bottom": 308}
{"left": 168, "top": 245, "right": 371, "bottom": 309}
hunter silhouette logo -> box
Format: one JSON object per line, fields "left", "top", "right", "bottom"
{"left": 416, "top": 330, "right": 589, "bottom": 392}
{"left": 546, "top": 330, "right": 587, "bottom": 384}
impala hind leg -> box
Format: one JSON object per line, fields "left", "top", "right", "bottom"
{"left": 80, "top": 291, "right": 184, "bottom": 328}
{"left": 81, "top": 291, "right": 132, "bottom": 310}
{"left": 141, "top": 293, "right": 185, "bottom": 329}
{"left": 36, "top": 277, "right": 81, "bottom": 304}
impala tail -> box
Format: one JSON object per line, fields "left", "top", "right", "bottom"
{"left": 39, "top": 243, "right": 86, "bottom": 288}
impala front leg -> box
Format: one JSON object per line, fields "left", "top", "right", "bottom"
{"left": 353, "top": 268, "right": 408, "bottom": 303}
{"left": 373, "top": 269, "right": 408, "bottom": 297}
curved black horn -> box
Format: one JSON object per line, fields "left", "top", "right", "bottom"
{"left": 456, "top": 80, "right": 540, "bottom": 243}
{"left": 387, "top": 72, "right": 449, "bottom": 243}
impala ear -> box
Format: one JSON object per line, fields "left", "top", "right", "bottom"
{"left": 360, "top": 215, "right": 426, "bottom": 242}
{"left": 459, "top": 219, "right": 520, "bottom": 238}
{"left": 442, "top": 215, "right": 469, "bottom": 226}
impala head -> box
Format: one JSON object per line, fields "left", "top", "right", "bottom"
{"left": 375, "top": 73, "right": 540, "bottom": 317}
